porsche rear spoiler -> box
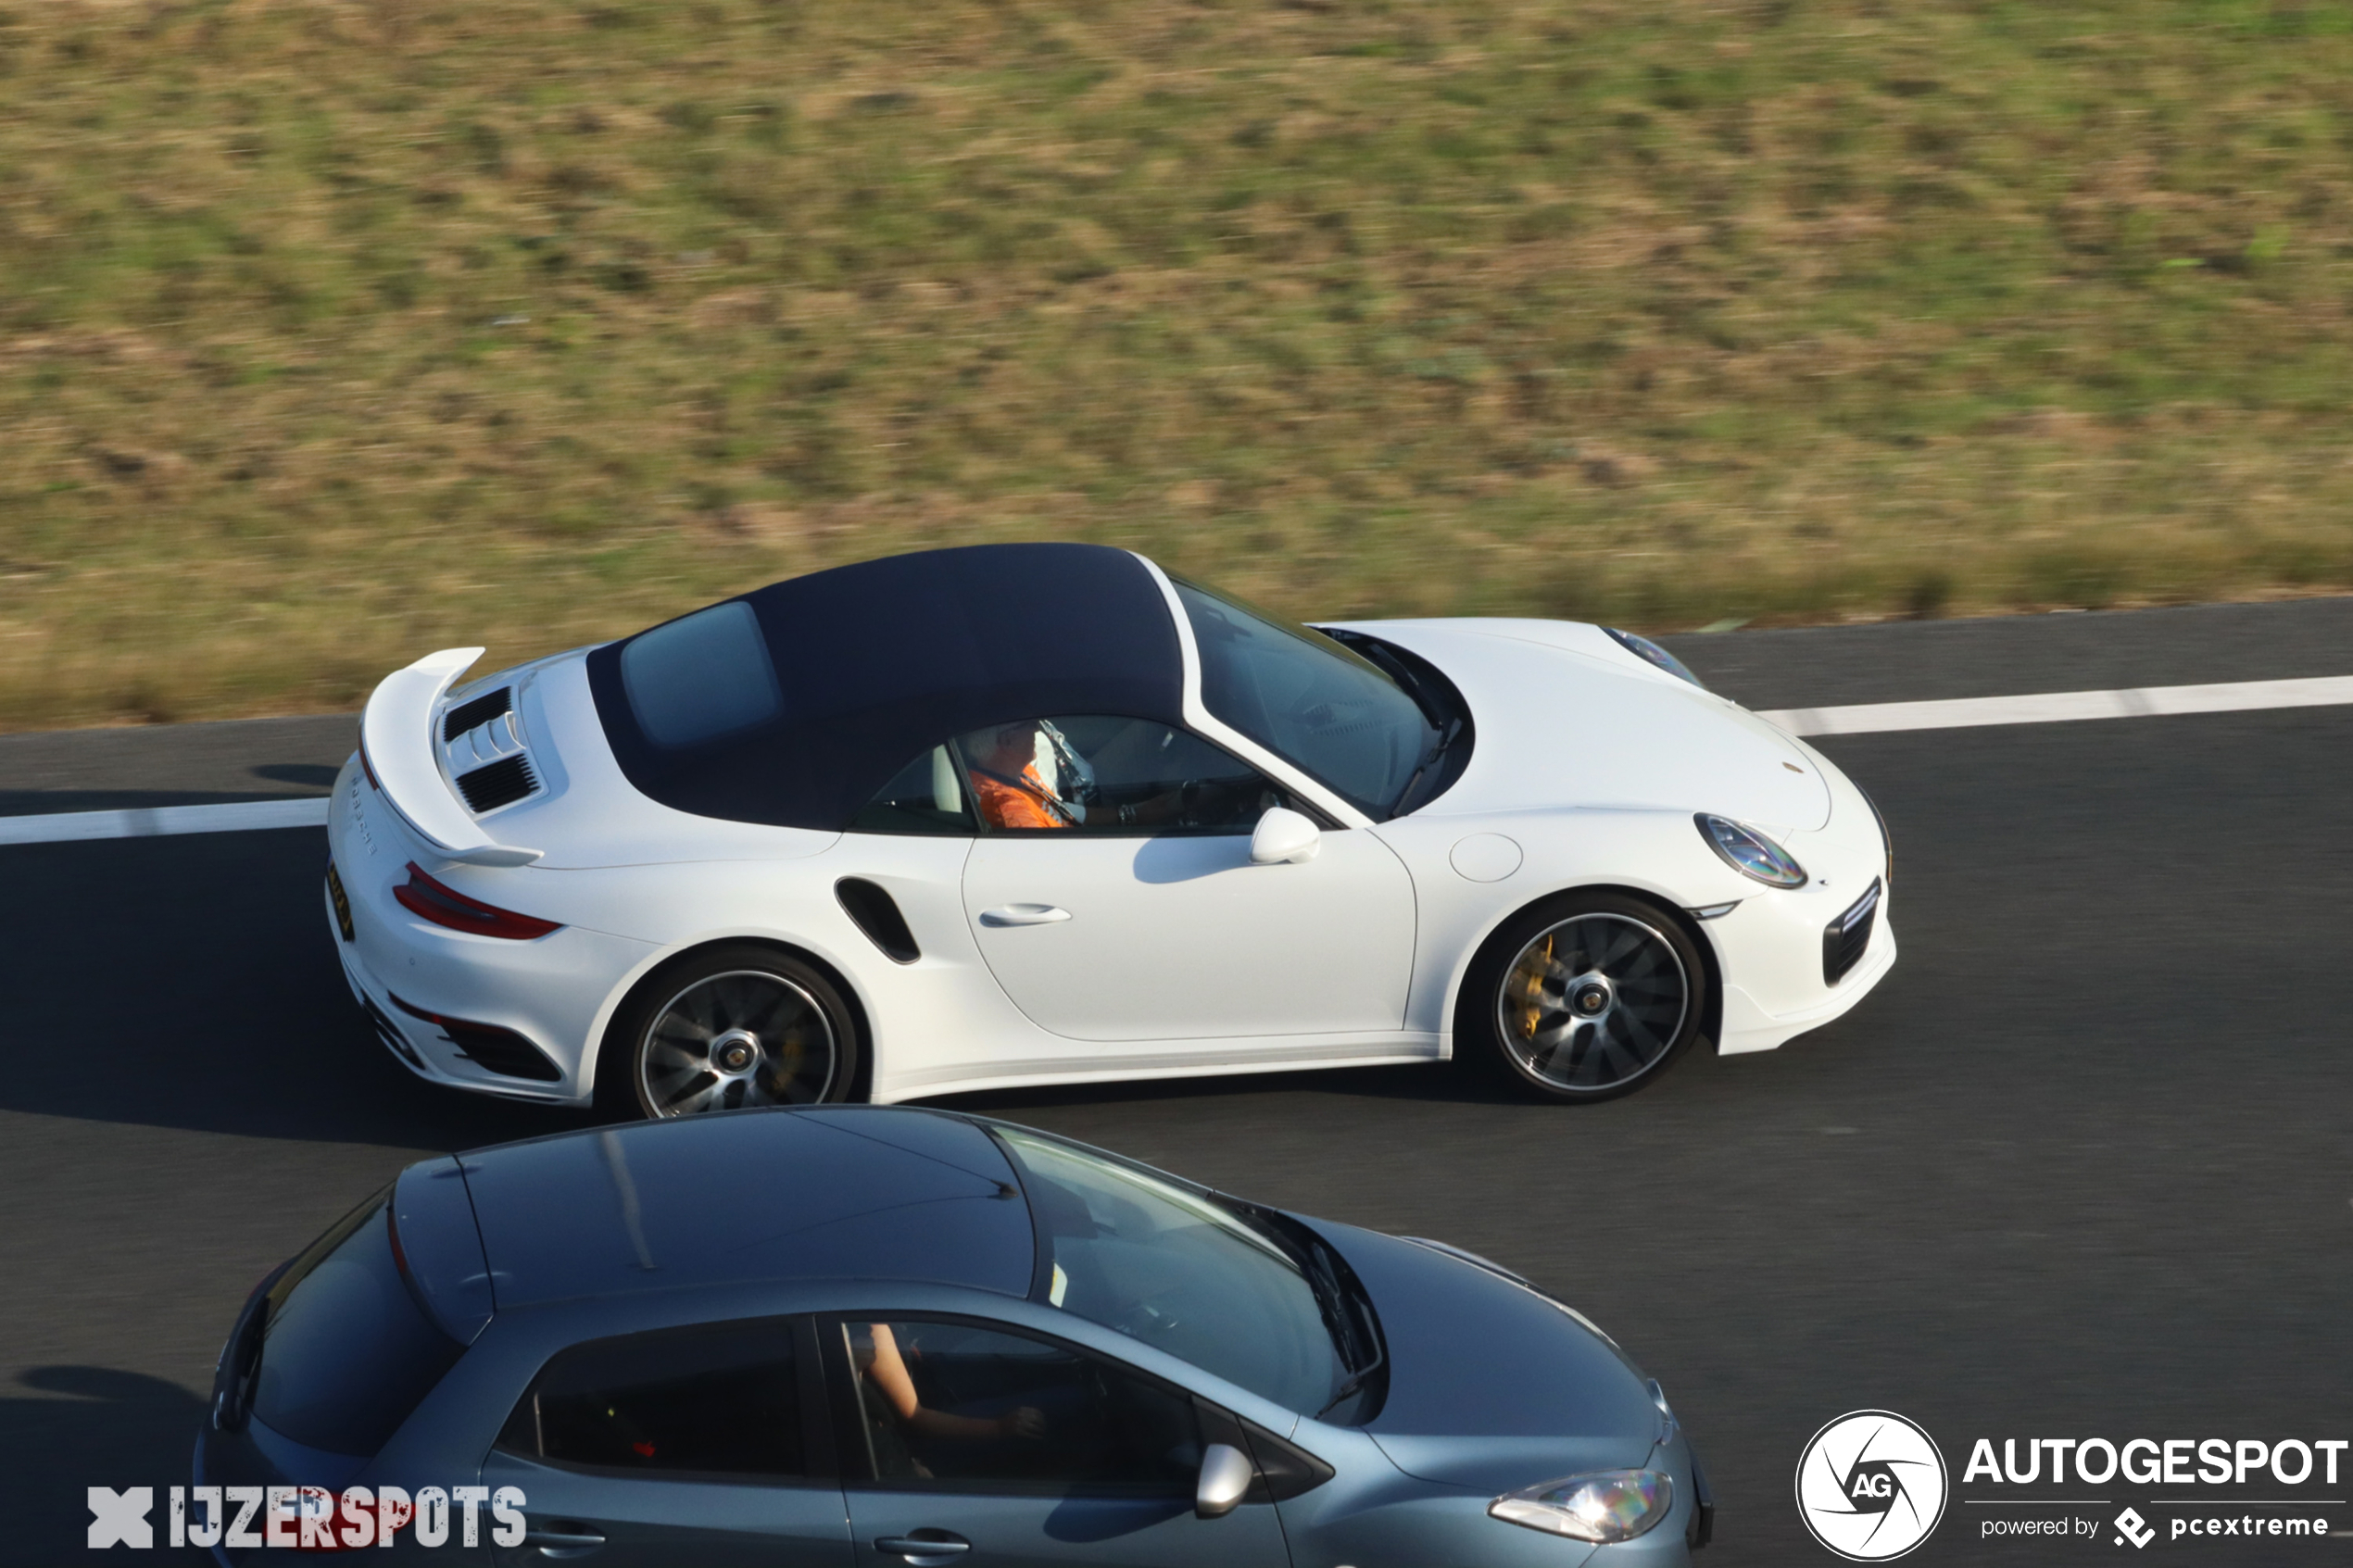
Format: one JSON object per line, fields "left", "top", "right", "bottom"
{"left": 360, "top": 647, "right": 544, "bottom": 867}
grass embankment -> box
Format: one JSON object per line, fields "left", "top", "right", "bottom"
{"left": 5, "top": 1, "right": 2353, "bottom": 729}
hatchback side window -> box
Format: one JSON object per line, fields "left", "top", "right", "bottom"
{"left": 849, "top": 746, "right": 977, "bottom": 835}
{"left": 841, "top": 1318, "right": 1199, "bottom": 1494}
{"left": 498, "top": 1318, "right": 803, "bottom": 1480}
{"left": 949, "top": 716, "right": 1314, "bottom": 835}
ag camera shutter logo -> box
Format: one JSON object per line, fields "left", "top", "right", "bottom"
{"left": 1795, "top": 1410, "right": 1949, "bottom": 1561}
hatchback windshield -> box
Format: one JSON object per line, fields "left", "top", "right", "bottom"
{"left": 994, "top": 1127, "right": 1353, "bottom": 1416}
{"left": 1173, "top": 580, "right": 1437, "bottom": 818}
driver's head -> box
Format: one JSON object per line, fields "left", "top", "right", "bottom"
{"left": 978, "top": 721, "right": 1036, "bottom": 772}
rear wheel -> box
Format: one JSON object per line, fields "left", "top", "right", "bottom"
{"left": 1463, "top": 892, "right": 1705, "bottom": 1103}
{"left": 598, "top": 944, "right": 863, "bottom": 1119}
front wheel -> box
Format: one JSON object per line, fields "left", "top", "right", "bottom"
{"left": 1463, "top": 892, "right": 1706, "bottom": 1103}
{"left": 598, "top": 944, "right": 863, "bottom": 1119}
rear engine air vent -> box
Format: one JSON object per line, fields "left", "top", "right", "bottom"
{"left": 1823, "top": 878, "right": 1882, "bottom": 985}
{"left": 442, "top": 686, "right": 513, "bottom": 743}
{"left": 836, "top": 877, "right": 920, "bottom": 963}
{"left": 391, "top": 994, "right": 563, "bottom": 1083}
{"left": 457, "top": 756, "right": 537, "bottom": 813}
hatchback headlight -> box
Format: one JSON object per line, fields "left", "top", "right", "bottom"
{"left": 1696, "top": 812, "right": 1807, "bottom": 888}
{"left": 1491, "top": 1469, "right": 1674, "bottom": 1543}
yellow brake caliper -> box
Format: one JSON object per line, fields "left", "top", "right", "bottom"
{"left": 1516, "top": 935, "right": 1552, "bottom": 1040}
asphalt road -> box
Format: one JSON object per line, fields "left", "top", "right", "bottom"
{"left": 3, "top": 599, "right": 2350, "bottom": 1565}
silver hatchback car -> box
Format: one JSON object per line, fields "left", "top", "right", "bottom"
{"left": 198, "top": 1107, "right": 1713, "bottom": 1565}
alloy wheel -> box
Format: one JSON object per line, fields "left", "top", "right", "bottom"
{"left": 1496, "top": 913, "right": 1691, "bottom": 1094}
{"left": 636, "top": 969, "right": 838, "bottom": 1116}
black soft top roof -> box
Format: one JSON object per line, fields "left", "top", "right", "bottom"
{"left": 587, "top": 542, "right": 1185, "bottom": 830}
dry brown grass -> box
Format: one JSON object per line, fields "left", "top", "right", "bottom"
{"left": 6, "top": 0, "right": 2353, "bottom": 728}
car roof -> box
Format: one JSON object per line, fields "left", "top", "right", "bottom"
{"left": 585, "top": 542, "right": 1186, "bottom": 831}
{"left": 456, "top": 1107, "right": 1037, "bottom": 1310}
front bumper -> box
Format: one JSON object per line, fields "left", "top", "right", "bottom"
{"left": 1715, "top": 917, "right": 1896, "bottom": 1055}
{"left": 1704, "top": 824, "right": 1897, "bottom": 1056}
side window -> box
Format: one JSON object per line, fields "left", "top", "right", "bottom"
{"left": 497, "top": 1319, "right": 803, "bottom": 1480}
{"left": 843, "top": 1319, "right": 1199, "bottom": 1495}
{"left": 951, "top": 716, "right": 1312, "bottom": 835}
{"left": 850, "top": 746, "right": 976, "bottom": 835}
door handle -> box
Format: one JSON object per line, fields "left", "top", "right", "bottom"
{"left": 875, "top": 1533, "right": 972, "bottom": 1564}
{"left": 520, "top": 1523, "right": 606, "bottom": 1558}
{"left": 978, "top": 904, "right": 1071, "bottom": 927}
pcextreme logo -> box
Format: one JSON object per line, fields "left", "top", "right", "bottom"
{"left": 1796, "top": 1410, "right": 1951, "bottom": 1562}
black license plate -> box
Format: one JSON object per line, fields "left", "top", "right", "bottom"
{"left": 326, "top": 860, "right": 355, "bottom": 943}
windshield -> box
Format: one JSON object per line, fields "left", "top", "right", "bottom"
{"left": 1173, "top": 580, "right": 1438, "bottom": 819}
{"left": 994, "top": 1127, "right": 1361, "bottom": 1417}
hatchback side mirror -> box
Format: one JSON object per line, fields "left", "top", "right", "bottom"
{"left": 1196, "top": 1441, "right": 1255, "bottom": 1518}
{"left": 1250, "top": 807, "right": 1321, "bottom": 865}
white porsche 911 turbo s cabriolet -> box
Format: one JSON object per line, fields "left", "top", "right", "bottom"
{"left": 326, "top": 542, "right": 1893, "bottom": 1115}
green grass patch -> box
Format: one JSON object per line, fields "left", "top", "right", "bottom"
{"left": 2, "top": 0, "right": 2352, "bottom": 728}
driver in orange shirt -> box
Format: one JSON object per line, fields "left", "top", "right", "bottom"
{"left": 966, "top": 721, "right": 1079, "bottom": 830}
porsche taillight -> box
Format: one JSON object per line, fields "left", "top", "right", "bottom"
{"left": 392, "top": 862, "right": 560, "bottom": 940}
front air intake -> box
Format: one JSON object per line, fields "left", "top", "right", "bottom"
{"left": 457, "top": 755, "right": 537, "bottom": 813}
{"left": 1823, "top": 879, "right": 1881, "bottom": 985}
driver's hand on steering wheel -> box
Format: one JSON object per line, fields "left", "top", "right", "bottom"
{"left": 997, "top": 1406, "right": 1047, "bottom": 1440}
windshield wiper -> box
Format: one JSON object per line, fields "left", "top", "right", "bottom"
{"left": 1227, "top": 1198, "right": 1387, "bottom": 1419}
{"left": 1315, "top": 1343, "right": 1387, "bottom": 1420}
{"left": 1391, "top": 715, "right": 1466, "bottom": 818}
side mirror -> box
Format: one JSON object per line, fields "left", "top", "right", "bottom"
{"left": 1250, "top": 807, "right": 1321, "bottom": 865}
{"left": 1196, "top": 1442, "right": 1255, "bottom": 1519}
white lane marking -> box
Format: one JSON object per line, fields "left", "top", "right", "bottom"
{"left": 1763, "top": 674, "right": 2353, "bottom": 736}
{"left": 7, "top": 671, "right": 2352, "bottom": 840}
{"left": 0, "top": 797, "right": 331, "bottom": 846}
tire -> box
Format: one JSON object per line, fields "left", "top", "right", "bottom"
{"left": 597, "top": 943, "right": 864, "bottom": 1119}
{"left": 1460, "top": 891, "right": 1706, "bottom": 1104}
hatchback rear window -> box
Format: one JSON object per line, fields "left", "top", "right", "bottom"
{"left": 250, "top": 1188, "right": 464, "bottom": 1459}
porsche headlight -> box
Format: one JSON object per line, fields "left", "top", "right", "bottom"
{"left": 1491, "top": 1469, "right": 1674, "bottom": 1544}
{"left": 1696, "top": 812, "right": 1807, "bottom": 888}
{"left": 1602, "top": 627, "right": 1705, "bottom": 689}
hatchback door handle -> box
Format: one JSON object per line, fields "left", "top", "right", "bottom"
{"left": 876, "top": 1534, "right": 971, "bottom": 1563}
{"left": 978, "top": 904, "right": 1071, "bottom": 927}
{"left": 521, "top": 1523, "right": 606, "bottom": 1557}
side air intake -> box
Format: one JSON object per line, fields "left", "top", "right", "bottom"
{"left": 836, "top": 878, "right": 920, "bottom": 964}
{"left": 457, "top": 756, "right": 537, "bottom": 813}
